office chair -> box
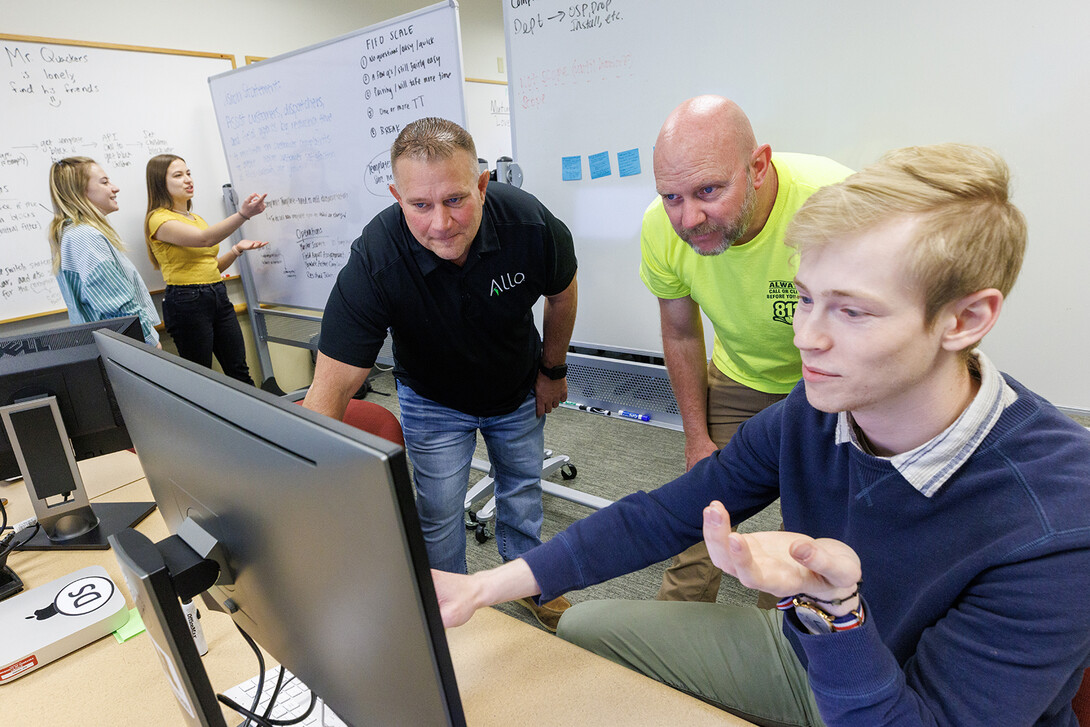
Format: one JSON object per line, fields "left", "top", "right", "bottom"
{"left": 340, "top": 398, "right": 404, "bottom": 446}
{"left": 292, "top": 398, "right": 404, "bottom": 447}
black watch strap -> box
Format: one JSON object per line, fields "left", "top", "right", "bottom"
{"left": 539, "top": 362, "right": 568, "bottom": 380}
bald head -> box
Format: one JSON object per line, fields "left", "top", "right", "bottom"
{"left": 652, "top": 96, "right": 775, "bottom": 252}
{"left": 655, "top": 95, "right": 758, "bottom": 170}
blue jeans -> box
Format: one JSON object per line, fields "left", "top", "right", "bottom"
{"left": 397, "top": 383, "right": 545, "bottom": 574}
{"left": 163, "top": 282, "right": 253, "bottom": 385}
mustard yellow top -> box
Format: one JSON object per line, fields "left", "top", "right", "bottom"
{"left": 147, "top": 208, "right": 221, "bottom": 285}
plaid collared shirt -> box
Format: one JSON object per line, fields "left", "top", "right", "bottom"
{"left": 835, "top": 350, "right": 1017, "bottom": 498}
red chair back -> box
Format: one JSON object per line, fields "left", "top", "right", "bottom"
{"left": 294, "top": 397, "right": 404, "bottom": 446}
{"left": 341, "top": 398, "right": 404, "bottom": 446}
{"left": 1074, "top": 667, "right": 1090, "bottom": 726}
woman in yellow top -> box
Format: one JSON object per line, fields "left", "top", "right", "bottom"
{"left": 144, "top": 153, "right": 268, "bottom": 384}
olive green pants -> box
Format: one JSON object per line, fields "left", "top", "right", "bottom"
{"left": 558, "top": 599, "right": 826, "bottom": 727}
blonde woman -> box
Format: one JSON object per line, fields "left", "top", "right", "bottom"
{"left": 144, "top": 153, "right": 267, "bottom": 384}
{"left": 48, "top": 157, "right": 160, "bottom": 346}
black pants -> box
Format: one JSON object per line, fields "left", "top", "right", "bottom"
{"left": 162, "top": 282, "right": 254, "bottom": 385}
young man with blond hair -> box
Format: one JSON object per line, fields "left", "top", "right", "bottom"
{"left": 433, "top": 144, "right": 1090, "bottom": 725}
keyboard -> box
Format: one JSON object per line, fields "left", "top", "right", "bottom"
{"left": 222, "top": 667, "right": 348, "bottom": 727}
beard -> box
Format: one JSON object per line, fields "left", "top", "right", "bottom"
{"left": 679, "top": 177, "right": 758, "bottom": 256}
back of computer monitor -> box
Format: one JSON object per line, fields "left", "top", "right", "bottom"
{"left": 0, "top": 316, "right": 141, "bottom": 480}
{"left": 95, "top": 330, "right": 465, "bottom": 726}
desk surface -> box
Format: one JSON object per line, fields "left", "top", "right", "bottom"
{"left": 1, "top": 452, "right": 748, "bottom": 725}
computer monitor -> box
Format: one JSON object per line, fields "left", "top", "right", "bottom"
{"left": 95, "top": 329, "right": 465, "bottom": 726}
{"left": 0, "top": 317, "right": 155, "bottom": 549}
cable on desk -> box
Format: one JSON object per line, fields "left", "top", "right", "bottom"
{"left": 217, "top": 622, "right": 318, "bottom": 727}
{"left": 262, "top": 667, "right": 287, "bottom": 722}
{"left": 222, "top": 691, "right": 318, "bottom": 727}
{"left": 0, "top": 501, "right": 38, "bottom": 599}
{"left": 0, "top": 511, "right": 40, "bottom": 559}
{"left": 223, "top": 622, "right": 265, "bottom": 727}
{"left": 0, "top": 523, "right": 39, "bottom": 557}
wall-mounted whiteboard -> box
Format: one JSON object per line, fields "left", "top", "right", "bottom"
{"left": 503, "top": 0, "right": 1090, "bottom": 410}
{"left": 208, "top": 1, "right": 467, "bottom": 311}
{"left": 0, "top": 35, "right": 234, "bottom": 323}
{"left": 464, "top": 78, "right": 512, "bottom": 167}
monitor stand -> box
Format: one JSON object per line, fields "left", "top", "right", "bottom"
{"left": 16, "top": 501, "right": 158, "bottom": 550}
{"left": 1, "top": 396, "right": 156, "bottom": 551}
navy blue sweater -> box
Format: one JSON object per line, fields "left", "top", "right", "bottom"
{"left": 523, "top": 377, "right": 1090, "bottom": 725}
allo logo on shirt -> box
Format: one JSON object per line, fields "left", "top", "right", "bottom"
{"left": 490, "top": 271, "right": 526, "bottom": 296}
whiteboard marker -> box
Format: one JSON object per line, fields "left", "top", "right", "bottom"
{"left": 562, "top": 401, "right": 612, "bottom": 416}
{"left": 181, "top": 599, "right": 208, "bottom": 656}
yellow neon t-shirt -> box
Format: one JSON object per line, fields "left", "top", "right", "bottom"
{"left": 639, "top": 153, "right": 852, "bottom": 394}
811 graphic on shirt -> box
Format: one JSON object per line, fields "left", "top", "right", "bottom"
{"left": 768, "top": 279, "right": 797, "bottom": 325}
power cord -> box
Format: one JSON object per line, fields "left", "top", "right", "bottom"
{"left": 0, "top": 511, "right": 40, "bottom": 557}
{"left": 216, "top": 622, "right": 317, "bottom": 727}
{"left": 262, "top": 667, "right": 287, "bottom": 722}
{"left": 0, "top": 499, "right": 38, "bottom": 600}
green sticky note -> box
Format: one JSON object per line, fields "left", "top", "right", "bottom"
{"left": 113, "top": 607, "right": 146, "bottom": 644}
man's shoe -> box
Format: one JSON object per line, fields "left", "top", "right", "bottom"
{"left": 515, "top": 595, "right": 571, "bottom": 632}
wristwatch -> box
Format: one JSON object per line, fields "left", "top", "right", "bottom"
{"left": 792, "top": 597, "right": 865, "bottom": 635}
{"left": 539, "top": 362, "right": 568, "bottom": 380}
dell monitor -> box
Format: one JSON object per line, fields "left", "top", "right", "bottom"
{"left": 0, "top": 317, "right": 155, "bottom": 549}
{"left": 95, "top": 329, "right": 465, "bottom": 726}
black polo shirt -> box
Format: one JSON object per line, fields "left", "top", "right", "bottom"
{"left": 319, "top": 183, "right": 577, "bottom": 417}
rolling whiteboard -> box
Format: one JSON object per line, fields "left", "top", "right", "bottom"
{"left": 0, "top": 35, "right": 234, "bottom": 323}
{"left": 502, "top": 0, "right": 1090, "bottom": 410}
{"left": 208, "top": 1, "right": 467, "bottom": 310}
{"left": 464, "top": 79, "right": 512, "bottom": 167}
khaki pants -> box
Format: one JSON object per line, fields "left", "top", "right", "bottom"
{"left": 657, "top": 366, "right": 788, "bottom": 604}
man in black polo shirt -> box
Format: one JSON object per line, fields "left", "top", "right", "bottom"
{"left": 304, "top": 117, "right": 578, "bottom": 630}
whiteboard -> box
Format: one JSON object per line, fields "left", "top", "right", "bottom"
{"left": 503, "top": 0, "right": 1090, "bottom": 410}
{"left": 208, "top": 1, "right": 468, "bottom": 311}
{"left": 0, "top": 35, "right": 234, "bottom": 323}
{"left": 464, "top": 79, "right": 512, "bottom": 167}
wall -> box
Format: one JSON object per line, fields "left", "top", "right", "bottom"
{"left": 0, "top": 0, "right": 507, "bottom": 389}
{"left": 2, "top": 0, "right": 506, "bottom": 80}
{"left": 501, "top": 0, "right": 1090, "bottom": 411}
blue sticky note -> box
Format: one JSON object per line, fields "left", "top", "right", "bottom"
{"left": 561, "top": 156, "right": 582, "bottom": 181}
{"left": 618, "top": 148, "right": 641, "bottom": 177}
{"left": 589, "top": 151, "right": 612, "bottom": 179}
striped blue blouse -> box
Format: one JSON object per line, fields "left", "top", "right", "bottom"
{"left": 55, "top": 223, "right": 160, "bottom": 345}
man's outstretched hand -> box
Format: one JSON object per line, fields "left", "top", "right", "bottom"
{"left": 702, "top": 500, "right": 862, "bottom": 610}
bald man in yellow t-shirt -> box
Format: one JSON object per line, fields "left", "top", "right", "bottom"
{"left": 641, "top": 96, "right": 851, "bottom": 603}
